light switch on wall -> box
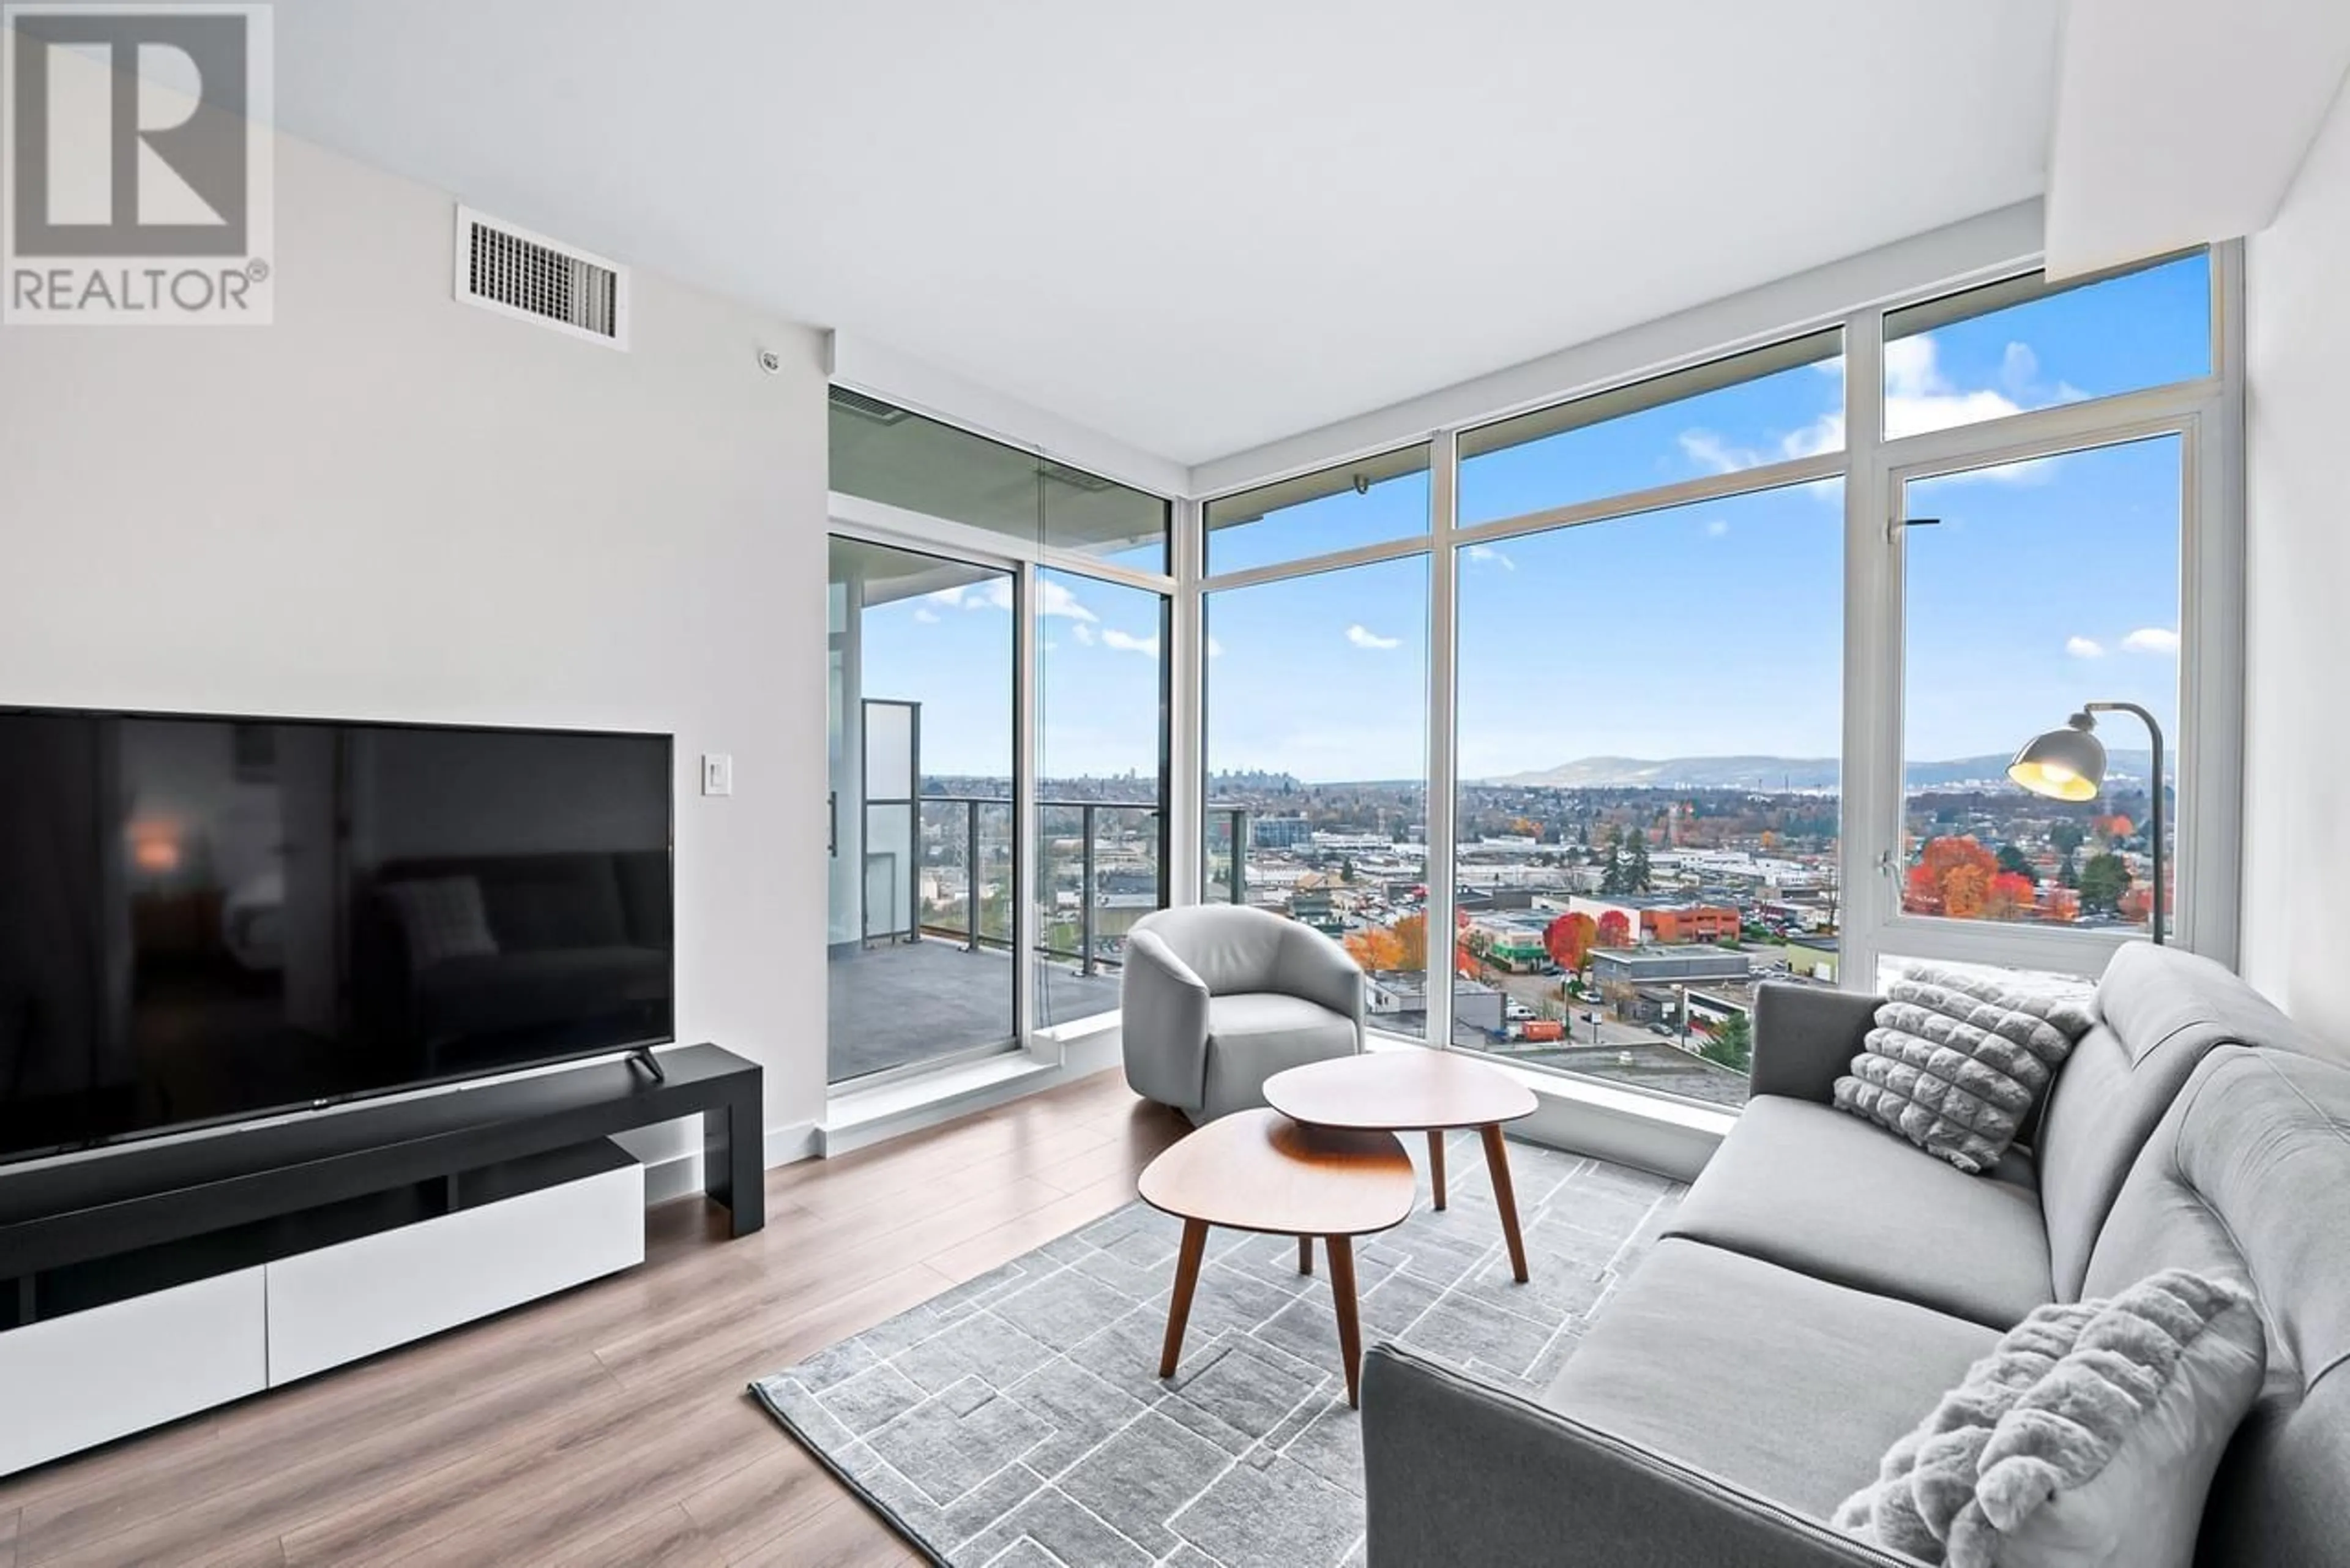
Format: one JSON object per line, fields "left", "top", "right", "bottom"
{"left": 701, "top": 753, "right": 733, "bottom": 796}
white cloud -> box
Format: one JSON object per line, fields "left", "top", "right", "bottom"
{"left": 1676, "top": 335, "right": 2080, "bottom": 487}
{"left": 1679, "top": 409, "right": 1843, "bottom": 474}
{"left": 911, "top": 606, "right": 941, "bottom": 623}
{"left": 941, "top": 577, "right": 1095, "bottom": 620}
{"left": 1207, "top": 636, "right": 1225, "bottom": 659}
{"left": 1883, "top": 334, "right": 2028, "bottom": 439}
{"left": 2122, "top": 627, "right": 2180, "bottom": 656}
{"left": 1677, "top": 430, "right": 1763, "bottom": 474}
{"left": 1100, "top": 627, "right": 1160, "bottom": 656}
{"left": 1466, "top": 544, "right": 1515, "bottom": 570}
{"left": 2066, "top": 635, "right": 2106, "bottom": 659}
{"left": 2000, "top": 341, "right": 2039, "bottom": 397}
{"left": 1704, "top": 517, "right": 1731, "bottom": 539}
{"left": 1346, "top": 624, "right": 1401, "bottom": 651}
{"left": 1031, "top": 578, "right": 1097, "bottom": 621}
{"left": 1070, "top": 622, "right": 1095, "bottom": 645}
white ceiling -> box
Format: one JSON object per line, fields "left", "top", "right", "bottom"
{"left": 266, "top": 1, "right": 2062, "bottom": 469}
{"left": 2047, "top": 0, "right": 2350, "bottom": 279}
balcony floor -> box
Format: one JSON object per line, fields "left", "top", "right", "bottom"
{"left": 827, "top": 938, "right": 1124, "bottom": 1083}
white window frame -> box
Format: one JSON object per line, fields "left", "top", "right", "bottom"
{"left": 826, "top": 428, "right": 1182, "bottom": 1069}
{"left": 831, "top": 238, "right": 2245, "bottom": 1137}
{"left": 1185, "top": 241, "right": 2244, "bottom": 1087}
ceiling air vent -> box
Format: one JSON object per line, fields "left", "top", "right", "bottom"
{"left": 453, "top": 206, "right": 629, "bottom": 350}
{"left": 829, "top": 387, "right": 912, "bottom": 425}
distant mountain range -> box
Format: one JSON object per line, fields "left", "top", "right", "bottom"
{"left": 1484, "top": 751, "right": 2157, "bottom": 791}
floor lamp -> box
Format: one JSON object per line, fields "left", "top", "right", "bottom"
{"left": 2006, "top": 703, "right": 2165, "bottom": 943}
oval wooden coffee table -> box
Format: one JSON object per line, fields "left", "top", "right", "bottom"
{"left": 1266, "top": 1050, "right": 1540, "bottom": 1283}
{"left": 1137, "top": 1107, "right": 1414, "bottom": 1408}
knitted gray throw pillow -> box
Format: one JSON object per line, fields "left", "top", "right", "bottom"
{"left": 1833, "top": 964, "right": 2097, "bottom": 1173}
{"left": 1833, "top": 1269, "right": 2266, "bottom": 1568}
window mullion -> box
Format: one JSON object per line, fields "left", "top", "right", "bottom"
{"left": 1170, "top": 497, "right": 1205, "bottom": 907}
{"left": 1843, "top": 305, "right": 1897, "bottom": 990}
{"left": 1427, "top": 427, "right": 1461, "bottom": 1050}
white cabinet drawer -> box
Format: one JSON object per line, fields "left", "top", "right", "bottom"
{"left": 265, "top": 1162, "right": 643, "bottom": 1385}
{"left": 0, "top": 1267, "right": 267, "bottom": 1477}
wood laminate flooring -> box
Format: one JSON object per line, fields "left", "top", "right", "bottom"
{"left": 0, "top": 1068, "right": 1187, "bottom": 1567}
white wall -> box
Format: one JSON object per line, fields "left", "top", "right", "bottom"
{"left": 2243, "top": 77, "right": 2350, "bottom": 1039}
{"left": 0, "top": 127, "right": 833, "bottom": 1157}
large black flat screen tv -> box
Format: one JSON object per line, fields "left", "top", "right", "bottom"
{"left": 0, "top": 709, "right": 674, "bottom": 1166}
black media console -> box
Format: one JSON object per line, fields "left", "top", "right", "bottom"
{"left": 0, "top": 1042, "right": 763, "bottom": 1332}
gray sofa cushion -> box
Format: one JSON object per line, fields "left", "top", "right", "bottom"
{"left": 1543, "top": 1238, "right": 1999, "bottom": 1518}
{"left": 2037, "top": 944, "right": 2306, "bottom": 1301}
{"left": 1199, "top": 991, "right": 1357, "bottom": 1121}
{"left": 1833, "top": 967, "right": 2095, "bottom": 1174}
{"left": 1664, "top": 1094, "right": 2052, "bottom": 1329}
{"left": 2081, "top": 1047, "right": 2350, "bottom": 1567}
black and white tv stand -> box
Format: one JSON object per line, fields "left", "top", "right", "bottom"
{"left": 0, "top": 1043, "right": 762, "bottom": 1477}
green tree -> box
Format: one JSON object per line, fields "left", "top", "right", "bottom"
{"left": 1599, "top": 826, "right": 1627, "bottom": 895}
{"left": 2050, "top": 821, "right": 2086, "bottom": 857}
{"left": 1996, "top": 843, "right": 2034, "bottom": 879}
{"left": 1624, "top": 828, "right": 1654, "bottom": 893}
{"left": 2078, "top": 851, "right": 2132, "bottom": 916}
{"left": 1700, "top": 1013, "right": 1753, "bottom": 1073}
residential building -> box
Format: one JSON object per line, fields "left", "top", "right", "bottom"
{"left": 1568, "top": 893, "right": 1744, "bottom": 945}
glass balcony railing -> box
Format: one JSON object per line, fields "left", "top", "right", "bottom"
{"left": 922, "top": 796, "right": 1173, "bottom": 978}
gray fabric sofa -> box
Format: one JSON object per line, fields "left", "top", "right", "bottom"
{"left": 1120, "top": 904, "right": 1365, "bottom": 1122}
{"left": 1362, "top": 943, "right": 2350, "bottom": 1566}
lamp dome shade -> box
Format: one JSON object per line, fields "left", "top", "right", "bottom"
{"left": 2009, "top": 720, "right": 2105, "bottom": 802}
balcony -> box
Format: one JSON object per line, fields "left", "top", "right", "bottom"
{"left": 827, "top": 796, "right": 1165, "bottom": 1083}
{"left": 826, "top": 939, "right": 1123, "bottom": 1081}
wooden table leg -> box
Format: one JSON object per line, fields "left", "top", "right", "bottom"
{"left": 1427, "top": 1129, "right": 1447, "bottom": 1211}
{"left": 1159, "top": 1217, "right": 1209, "bottom": 1379}
{"left": 1297, "top": 1234, "right": 1313, "bottom": 1275}
{"left": 1481, "top": 1123, "right": 1529, "bottom": 1283}
{"left": 1326, "top": 1234, "right": 1363, "bottom": 1408}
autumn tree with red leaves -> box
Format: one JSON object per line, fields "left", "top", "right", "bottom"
{"left": 1545, "top": 911, "right": 1598, "bottom": 971}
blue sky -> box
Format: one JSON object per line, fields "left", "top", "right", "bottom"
{"left": 858, "top": 256, "right": 2207, "bottom": 784}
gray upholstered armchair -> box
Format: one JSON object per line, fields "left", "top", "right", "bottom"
{"left": 1119, "top": 904, "right": 1365, "bottom": 1122}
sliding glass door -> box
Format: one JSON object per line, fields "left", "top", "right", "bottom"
{"left": 826, "top": 536, "right": 1020, "bottom": 1083}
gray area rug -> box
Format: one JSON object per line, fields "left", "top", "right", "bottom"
{"left": 750, "top": 1132, "right": 1683, "bottom": 1567}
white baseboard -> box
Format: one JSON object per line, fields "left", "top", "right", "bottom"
{"left": 815, "top": 1041, "right": 1127, "bottom": 1159}
{"left": 764, "top": 1119, "right": 819, "bottom": 1167}
{"left": 640, "top": 1118, "right": 820, "bottom": 1207}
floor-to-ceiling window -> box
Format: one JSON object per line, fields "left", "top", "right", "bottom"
{"left": 826, "top": 537, "right": 1018, "bottom": 1082}
{"left": 1035, "top": 568, "right": 1170, "bottom": 1026}
{"left": 1185, "top": 244, "right": 2236, "bottom": 1113}
{"left": 1452, "top": 478, "right": 1843, "bottom": 1106}
{"left": 827, "top": 389, "right": 1176, "bottom": 1077}
{"left": 820, "top": 245, "right": 2234, "bottom": 1119}
{"left": 1202, "top": 453, "right": 1432, "bottom": 1037}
